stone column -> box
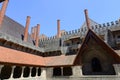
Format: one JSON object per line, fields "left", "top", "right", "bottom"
{"left": 61, "top": 67, "right": 63, "bottom": 76}
{"left": 10, "top": 66, "right": 15, "bottom": 79}
{"left": 41, "top": 68, "right": 47, "bottom": 80}
{"left": 29, "top": 67, "right": 32, "bottom": 78}
{"left": 36, "top": 67, "right": 39, "bottom": 77}
{"left": 0, "top": 65, "right": 4, "bottom": 74}
{"left": 113, "top": 64, "right": 120, "bottom": 76}
{"left": 46, "top": 67, "right": 53, "bottom": 78}
{"left": 72, "top": 66, "right": 83, "bottom": 77}
{"left": 21, "top": 66, "right": 25, "bottom": 78}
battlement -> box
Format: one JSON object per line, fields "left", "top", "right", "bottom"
{"left": 39, "top": 20, "right": 120, "bottom": 39}
{"left": 39, "top": 19, "right": 120, "bottom": 52}
{"left": 61, "top": 29, "right": 81, "bottom": 36}
{"left": 39, "top": 36, "right": 58, "bottom": 42}
{"left": 61, "top": 20, "right": 119, "bottom": 36}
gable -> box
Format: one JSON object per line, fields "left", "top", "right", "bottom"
{"left": 74, "top": 29, "right": 120, "bottom": 65}
{"left": 81, "top": 36, "right": 115, "bottom": 64}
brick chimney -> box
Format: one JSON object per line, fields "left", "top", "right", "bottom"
{"left": 35, "top": 24, "right": 40, "bottom": 47}
{"left": 24, "top": 16, "right": 31, "bottom": 42}
{"left": 84, "top": 9, "right": 90, "bottom": 29}
{"left": 31, "top": 27, "right": 35, "bottom": 39}
{"left": 0, "top": 0, "right": 9, "bottom": 26}
{"left": 33, "top": 26, "right": 37, "bottom": 40}
{"left": 57, "top": 19, "right": 61, "bottom": 38}
{"left": 31, "top": 27, "right": 34, "bottom": 39}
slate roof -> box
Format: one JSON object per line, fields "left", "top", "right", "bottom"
{"left": 0, "top": 32, "right": 45, "bottom": 52}
{"left": 0, "top": 15, "right": 34, "bottom": 45}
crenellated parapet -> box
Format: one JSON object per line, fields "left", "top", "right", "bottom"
{"left": 39, "top": 36, "right": 61, "bottom": 49}
{"left": 60, "top": 20, "right": 120, "bottom": 41}
{"left": 38, "top": 19, "right": 120, "bottom": 52}
{"left": 61, "top": 29, "right": 81, "bottom": 36}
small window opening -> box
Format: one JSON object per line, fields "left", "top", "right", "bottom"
{"left": 53, "top": 67, "right": 61, "bottom": 76}
{"left": 91, "top": 57, "right": 102, "bottom": 72}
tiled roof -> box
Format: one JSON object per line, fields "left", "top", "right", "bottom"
{"left": 45, "top": 55, "right": 76, "bottom": 67}
{"left": 0, "top": 45, "right": 76, "bottom": 67}
{"left": 0, "top": 46, "right": 45, "bottom": 66}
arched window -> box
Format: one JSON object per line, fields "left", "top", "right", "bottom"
{"left": 63, "top": 67, "right": 73, "bottom": 76}
{"left": 13, "top": 66, "right": 22, "bottom": 78}
{"left": 31, "top": 67, "right": 36, "bottom": 77}
{"left": 38, "top": 68, "right": 41, "bottom": 76}
{"left": 0, "top": 65, "right": 12, "bottom": 79}
{"left": 91, "top": 57, "right": 102, "bottom": 72}
{"left": 23, "top": 67, "right": 30, "bottom": 77}
{"left": 53, "top": 67, "right": 61, "bottom": 76}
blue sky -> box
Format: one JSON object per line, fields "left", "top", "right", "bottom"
{"left": 4, "top": 0, "right": 120, "bottom": 37}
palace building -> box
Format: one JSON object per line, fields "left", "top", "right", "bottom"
{"left": 0, "top": 0, "right": 120, "bottom": 80}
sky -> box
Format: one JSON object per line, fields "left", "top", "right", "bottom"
{"left": 3, "top": 0, "right": 120, "bottom": 37}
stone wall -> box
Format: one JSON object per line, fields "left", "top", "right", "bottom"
{"left": 47, "top": 65, "right": 120, "bottom": 80}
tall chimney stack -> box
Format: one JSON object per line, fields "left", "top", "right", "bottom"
{"left": 84, "top": 9, "right": 90, "bottom": 29}
{"left": 24, "top": 16, "right": 31, "bottom": 42}
{"left": 0, "top": 0, "right": 9, "bottom": 26}
{"left": 57, "top": 19, "right": 61, "bottom": 38}
{"left": 33, "top": 26, "right": 37, "bottom": 40}
{"left": 31, "top": 27, "right": 34, "bottom": 39}
{"left": 35, "top": 24, "right": 40, "bottom": 47}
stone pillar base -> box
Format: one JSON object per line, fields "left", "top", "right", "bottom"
{"left": 72, "top": 66, "right": 82, "bottom": 77}
{"left": 113, "top": 64, "right": 120, "bottom": 75}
